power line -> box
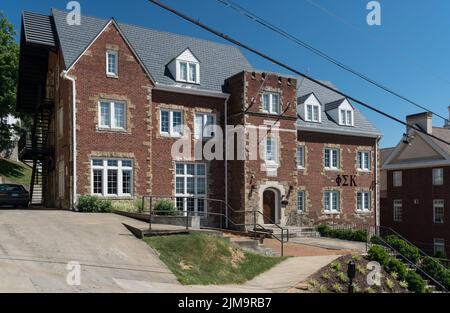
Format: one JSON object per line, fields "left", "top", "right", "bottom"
{"left": 147, "top": 0, "right": 450, "bottom": 146}
{"left": 216, "top": 0, "right": 450, "bottom": 123}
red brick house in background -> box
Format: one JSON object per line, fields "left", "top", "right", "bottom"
{"left": 381, "top": 112, "right": 450, "bottom": 257}
{"left": 16, "top": 9, "right": 381, "bottom": 231}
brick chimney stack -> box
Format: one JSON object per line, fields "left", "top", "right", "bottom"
{"left": 406, "top": 112, "right": 433, "bottom": 134}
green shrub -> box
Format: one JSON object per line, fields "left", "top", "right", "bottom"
{"left": 112, "top": 199, "right": 144, "bottom": 213}
{"left": 321, "top": 271, "right": 330, "bottom": 280}
{"left": 319, "top": 285, "right": 327, "bottom": 293}
{"left": 434, "top": 251, "right": 447, "bottom": 259}
{"left": 337, "top": 271, "right": 349, "bottom": 283}
{"left": 406, "top": 271, "right": 426, "bottom": 293}
{"left": 317, "top": 225, "right": 367, "bottom": 242}
{"left": 153, "top": 199, "right": 178, "bottom": 216}
{"left": 370, "top": 235, "right": 384, "bottom": 245}
{"left": 356, "top": 264, "right": 366, "bottom": 274}
{"left": 384, "top": 235, "right": 420, "bottom": 264}
{"left": 368, "top": 245, "right": 390, "bottom": 267}
{"left": 317, "top": 225, "right": 332, "bottom": 237}
{"left": 77, "top": 196, "right": 112, "bottom": 213}
{"left": 386, "top": 278, "right": 395, "bottom": 290}
{"left": 386, "top": 258, "right": 407, "bottom": 280}
{"left": 399, "top": 280, "right": 408, "bottom": 289}
{"left": 421, "top": 256, "right": 450, "bottom": 289}
{"left": 330, "top": 261, "right": 342, "bottom": 272}
{"left": 352, "top": 230, "right": 368, "bottom": 242}
{"left": 331, "top": 283, "right": 342, "bottom": 293}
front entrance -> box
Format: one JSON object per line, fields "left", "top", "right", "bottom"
{"left": 262, "top": 189, "right": 278, "bottom": 224}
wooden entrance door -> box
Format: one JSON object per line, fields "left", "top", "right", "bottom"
{"left": 263, "top": 189, "right": 276, "bottom": 224}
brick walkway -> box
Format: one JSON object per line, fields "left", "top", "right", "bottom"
{"left": 263, "top": 239, "right": 353, "bottom": 257}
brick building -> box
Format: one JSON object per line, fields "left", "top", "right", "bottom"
{"left": 381, "top": 112, "right": 450, "bottom": 257}
{"left": 16, "top": 9, "right": 381, "bottom": 230}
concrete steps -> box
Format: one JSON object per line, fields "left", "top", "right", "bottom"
{"left": 224, "top": 237, "right": 279, "bottom": 256}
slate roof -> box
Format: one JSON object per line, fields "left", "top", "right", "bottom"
{"left": 296, "top": 78, "right": 382, "bottom": 137}
{"left": 22, "top": 11, "right": 57, "bottom": 47}
{"left": 431, "top": 127, "right": 450, "bottom": 155}
{"left": 51, "top": 9, "right": 251, "bottom": 93}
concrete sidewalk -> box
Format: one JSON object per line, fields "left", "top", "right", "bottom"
{"left": 291, "top": 237, "right": 367, "bottom": 253}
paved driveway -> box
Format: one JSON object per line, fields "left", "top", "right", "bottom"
{"left": 0, "top": 210, "right": 178, "bottom": 293}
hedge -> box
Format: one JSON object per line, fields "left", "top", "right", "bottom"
{"left": 77, "top": 196, "right": 112, "bottom": 213}
{"left": 317, "top": 225, "right": 368, "bottom": 242}
{"left": 154, "top": 199, "right": 178, "bottom": 216}
{"left": 384, "top": 235, "right": 421, "bottom": 264}
{"left": 421, "top": 256, "right": 450, "bottom": 290}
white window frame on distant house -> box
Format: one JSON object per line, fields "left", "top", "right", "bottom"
{"left": 433, "top": 199, "right": 444, "bottom": 224}
{"left": 91, "top": 159, "right": 133, "bottom": 197}
{"left": 265, "top": 137, "right": 278, "bottom": 165}
{"left": 262, "top": 92, "right": 280, "bottom": 114}
{"left": 340, "top": 109, "right": 354, "bottom": 126}
{"left": 433, "top": 168, "right": 444, "bottom": 186}
{"left": 98, "top": 100, "right": 126, "bottom": 130}
{"left": 434, "top": 238, "right": 446, "bottom": 256}
{"left": 393, "top": 171, "right": 402, "bottom": 187}
{"left": 296, "top": 145, "right": 305, "bottom": 169}
{"left": 297, "top": 190, "right": 305, "bottom": 213}
{"left": 305, "top": 103, "right": 320, "bottom": 122}
{"left": 357, "top": 191, "right": 371, "bottom": 212}
{"left": 393, "top": 199, "right": 403, "bottom": 222}
{"left": 106, "top": 50, "right": 118, "bottom": 76}
{"left": 160, "top": 109, "right": 183, "bottom": 137}
{"left": 324, "top": 148, "right": 339, "bottom": 170}
{"left": 194, "top": 113, "right": 216, "bottom": 139}
{"left": 324, "top": 190, "right": 340, "bottom": 214}
{"left": 177, "top": 60, "right": 199, "bottom": 84}
{"left": 357, "top": 151, "right": 371, "bottom": 171}
{"left": 175, "top": 163, "right": 207, "bottom": 216}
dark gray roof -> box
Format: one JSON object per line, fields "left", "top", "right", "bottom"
{"left": 51, "top": 9, "right": 251, "bottom": 93}
{"left": 22, "top": 11, "right": 57, "bottom": 47}
{"left": 380, "top": 147, "right": 395, "bottom": 165}
{"left": 296, "top": 78, "right": 382, "bottom": 137}
{"left": 431, "top": 127, "right": 450, "bottom": 155}
{"left": 325, "top": 99, "right": 349, "bottom": 111}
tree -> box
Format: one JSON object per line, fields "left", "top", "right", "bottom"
{"left": 0, "top": 12, "right": 21, "bottom": 153}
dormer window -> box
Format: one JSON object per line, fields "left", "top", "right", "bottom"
{"left": 168, "top": 49, "right": 201, "bottom": 84}
{"left": 340, "top": 109, "right": 353, "bottom": 126}
{"left": 306, "top": 104, "right": 320, "bottom": 122}
{"left": 298, "top": 94, "right": 322, "bottom": 123}
{"left": 106, "top": 50, "right": 118, "bottom": 77}
{"left": 262, "top": 92, "right": 280, "bottom": 114}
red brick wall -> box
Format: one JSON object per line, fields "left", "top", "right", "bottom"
{"left": 382, "top": 167, "right": 450, "bottom": 256}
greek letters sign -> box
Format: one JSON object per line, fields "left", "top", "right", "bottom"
{"left": 336, "top": 175, "right": 357, "bottom": 187}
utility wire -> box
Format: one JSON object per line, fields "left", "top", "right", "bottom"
{"left": 216, "top": 0, "right": 450, "bottom": 123}
{"left": 147, "top": 0, "right": 450, "bottom": 146}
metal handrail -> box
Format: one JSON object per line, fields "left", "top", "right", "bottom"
{"left": 371, "top": 236, "right": 448, "bottom": 292}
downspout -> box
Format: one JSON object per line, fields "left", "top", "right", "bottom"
{"left": 375, "top": 136, "right": 381, "bottom": 231}
{"left": 224, "top": 95, "right": 230, "bottom": 228}
{"left": 61, "top": 71, "right": 77, "bottom": 211}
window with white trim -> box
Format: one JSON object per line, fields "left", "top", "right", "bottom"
{"left": 177, "top": 61, "right": 199, "bottom": 84}
{"left": 357, "top": 151, "right": 371, "bottom": 171}
{"left": 340, "top": 109, "right": 353, "bottom": 126}
{"left": 433, "top": 199, "right": 444, "bottom": 224}
{"left": 357, "top": 191, "right": 371, "bottom": 212}
{"left": 297, "top": 191, "right": 305, "bottom": 213}
{"left": 324, "top": 148, "right": 339, "bottom": 169}
{"left": 106, "top": 50, "right": 118, "bottom": 76}
{"left": 195, "top": 113, "right": 216, "bottom": 139}
{"left": 175, "top": 163, "right": 206, "bottom": 216}
{"left": 434, "top": 238, "right": 445, "bottom": 256}
{"left": 262, "top": 92, "right": 280, "bottom": 114}
{"left": 393, "top": 171, "right": 402, "bottom": 187}
{"left": 265, "top": 137, "right": 278, "bottom": 163}
{"left": 296, "top": 145, "right": 305, "bottom": 168}
{"left": 393, "top": 199, "right": 402, "bottom": 222}
{"left": 91, "top": 159, "right": 133, "bottom": 197}
{"left": 98, "top": 101, "right": 126, "bottom": 130}
{"left": 433, "top": 168, "right": 444, "bottom": 186}
{"left": 160, "top": 109, "right": 183, "bottom": 137}
{"left": 324, "top": 190, "right": 340, "bottom": 213}
{"left": 306, "top": 104, "right": 320, "bottom": 122}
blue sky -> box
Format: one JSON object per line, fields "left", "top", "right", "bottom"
{"left": 3, "top": 0, "right": 450, "bottom": 148}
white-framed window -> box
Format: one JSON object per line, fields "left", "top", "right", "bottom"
{"left": 357, "top": 151, "right": 371, "bottom": 171}
{"left": 106, "top": 50, "right": 118, "bottom": 76}
{"left": 434, "top": 238, "right": 446, "bottom": 256}
{"left": 306, "top": 104, "right": 320, "bottom": 122}
{"left": 393, "top": 171, "right": 402, "bottom": 187}
{"left": 262, "top": 92, "right": 280, "bottom": 114}
{"left": 393, "top": 199, "right": 402, "bottom": 222}
{"left": 433, "top": 168, "right": 444, "bottom": 186}
{"left": 91, "top": 159, "right": 133, "bottom": 197}
{"left": 297, "top": 191, "right": 305, "bottom": 213}
{"left": 324, "top": 148, "right": 339, "bottom": 169}
{"left": 177, "top": 60, "right": 199, "bottom": 84}
{"left": 265, "top": 137, "right": 278, "bottom": 163}
{"left": 340, "top": 109, "right": 353, "bottom": 126}
{"left": 324, "top": 190, "right": 340, "bottom": 213}
{"left": 175, "top": 163, "right": 206, "bottom": 216}
{"left": 160, "top": 109, "right": 183, "bottom": 137}
{"left": 357, "top": 191, "right": 371, "bottom": 212}
{"left": 296, "top": 145, "right": 305, "bottom": 168}
{"left": 98, "top": 101, "right": 126, "bottom": 130}
{"left": 433, "top": 199, "right": 444, "bottom": 224}
{"left": 195, "top": 113, "right": 216, "bottom": 139}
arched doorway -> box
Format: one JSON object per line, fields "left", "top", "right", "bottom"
{"left": 262, "top": 188, "right": 279, "bottom": 224}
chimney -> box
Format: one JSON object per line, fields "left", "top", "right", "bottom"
{"left": 445, "top": 106, "right": 450, "bottom": 128}
{"left": 406, "top": 112, "right": 433, "bottom": 134}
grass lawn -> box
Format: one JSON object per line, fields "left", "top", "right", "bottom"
{"left": 0, "top": 158, "right": 32, "bottom": 185}
{"left": 144, "top": 233, "right": 286, "bottom": 285}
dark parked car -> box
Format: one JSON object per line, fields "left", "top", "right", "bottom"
{"left": 0, "top": 184, "right": 30, "bottom": 208}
